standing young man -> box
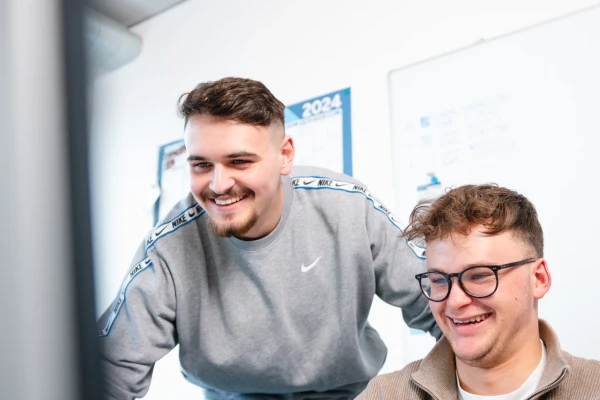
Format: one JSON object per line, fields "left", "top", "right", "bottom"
{"left": 358, "top": 184, "right": 600, "bottom": 399}
{"left": 97, "top": 77, "right": 440, "bottom": 399}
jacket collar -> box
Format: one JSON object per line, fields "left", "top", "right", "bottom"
{"left": 533, "top": 320, "right": 570, "bottom": 396}
{"left": 410, "top": 319, "right": 569, "bottom": 399}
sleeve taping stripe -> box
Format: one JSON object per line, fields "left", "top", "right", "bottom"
{"left": 144, "top": 203, "right": 205, "bottom": 250}
{"left": 291, "top": 177, "right": 426, "bottom": 259}
{"left": 98, "top": 257, "right": 152, "bottom": 337}
{"left": 98, "top": 203, "right": 206, "bottom": 337}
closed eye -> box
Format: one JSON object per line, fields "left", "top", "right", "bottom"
{"left": 466, "top": 273, "right": 495, "bottom": 283}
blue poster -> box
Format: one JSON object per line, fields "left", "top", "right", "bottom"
{"left": 284, "top": 88, "right": 352, "bottom": 176}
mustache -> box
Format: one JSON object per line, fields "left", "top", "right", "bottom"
{"left": 199, "top": 187, "right": 254, "bottom": 201}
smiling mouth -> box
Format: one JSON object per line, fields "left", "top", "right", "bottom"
{"left": 213, "top": 195, "right": 246, "bottom": 206}
{"left": 451, "top": 313, "right": 492, "bottom": 326}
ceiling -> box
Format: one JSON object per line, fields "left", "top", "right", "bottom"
{"left": 89, "top": 0, "right": 189, "bottom": 27}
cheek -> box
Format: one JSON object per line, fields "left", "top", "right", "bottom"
{"left": 429, "top": 303, "right": 445, "bottom": 320}
{"left": 503, "top": 281, "right": 531, "bottom": 304}
{"left": 252, "top": 181, "right": 274, "bottom": 198}
{"left": 245, "top": 172, "right": 276, "bottom": 194}
{"left": 190, "top": 175, "right": 207, "bottom": 194}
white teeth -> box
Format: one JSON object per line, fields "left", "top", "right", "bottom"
{"left": 453, "top": 314, "right": 488, "bottom": 324}
{"left": 215, "top": 196, "right": 244, "bottom": 206}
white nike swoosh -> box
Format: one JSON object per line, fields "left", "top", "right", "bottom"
{"left": 301, "top": 256, "right": 322, "bottom": 273}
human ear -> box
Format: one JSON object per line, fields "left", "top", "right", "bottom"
{"left": 532, "top": 258, "right": 551, "bottom": 300}
{"left": 279, "top": 135, "right": 294, "bottom": 175}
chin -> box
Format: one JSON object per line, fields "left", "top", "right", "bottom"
{"left": 453, "top": 341, "right": 499, "bottom": 367}
{"left": 209, "top": 216, "right": 257, "bottom": 238}
{"left": 210, "top": 224, "right": 240, "bottom": 238}
{"left": 455, "top": 348, "right": 487, "bottom": 363}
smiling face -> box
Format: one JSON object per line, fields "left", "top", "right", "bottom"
{"left": 426, "top": 226, "right": 551, "bottom": 368}
{"left": 184, "top": 115, "right": 294, "bottom": 239}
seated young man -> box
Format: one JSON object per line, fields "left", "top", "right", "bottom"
{"left": 357, "top": 184, "right": 600, "bottom": 399}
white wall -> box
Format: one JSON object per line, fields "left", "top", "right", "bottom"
{"left": 90, "top": 1, "right": 599, "bottom": 398}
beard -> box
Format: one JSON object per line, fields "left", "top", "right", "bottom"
{"left": 199, "top": 186, "right": 258, "bottom": 238}
{"left": 208, "top": 209, "right": 259, "bottom": 238}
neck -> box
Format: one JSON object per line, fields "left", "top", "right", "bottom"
{"left": 456, "top": 326, "right": 542, "bottom": 395}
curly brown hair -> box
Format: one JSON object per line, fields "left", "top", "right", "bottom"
{"left": 178, "top": 77, "right": 285, "bottom": 127}
{"left": 404, "top": 184, "right": 543, "bottom": 257}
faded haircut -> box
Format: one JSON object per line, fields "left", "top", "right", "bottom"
{"left": 178, "top": 77, "right": 285, "bottom": 128}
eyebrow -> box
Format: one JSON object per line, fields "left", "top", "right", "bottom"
{"left": 427, "top": 261, "right": 498, "bottom": 273}
{"left": 187, "top": 151, "right": 259, "bottom": 162}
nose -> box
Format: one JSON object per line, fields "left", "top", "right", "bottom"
{"left": 209, "top": 164, "right": 235, "bottom": 195}
{"left": 446, "top": 278, "right": 473, "bottom": 309}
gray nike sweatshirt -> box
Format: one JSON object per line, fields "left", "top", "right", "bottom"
{"left": 97, "top": 166, "right": 440, "bottom": 399}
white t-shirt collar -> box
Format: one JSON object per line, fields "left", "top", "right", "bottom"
{"left": 458, "top": 339, "right": 547, "bottom": 400}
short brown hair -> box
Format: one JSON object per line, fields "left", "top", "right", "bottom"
{"left": 404, "top": 184, "right": 543, "bottom": 257}
{"left": 178, "top": 77, "right": 285, "bottom": 127}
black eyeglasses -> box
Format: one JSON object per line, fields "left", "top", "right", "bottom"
{"left": 415, "top": 258, "right": 536, "bottom": 302}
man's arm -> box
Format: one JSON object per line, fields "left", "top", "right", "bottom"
{"left": 97, "top": 238, "right": 177, "bottom": 400}
{"left": 365, "top": 194, "right": 441, "bottom": 340}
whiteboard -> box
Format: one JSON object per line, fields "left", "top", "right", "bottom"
{"left": 389, "top": 4, "right": 600, "bottom": 360}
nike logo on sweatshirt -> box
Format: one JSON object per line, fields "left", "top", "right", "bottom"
{"left": 301, "top": 256, "right": 322, "bottom": 272}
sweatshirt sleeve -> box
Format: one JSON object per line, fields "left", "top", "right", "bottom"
{"left": 96, "top": 235, "right": 177, "bottom": 400}
{"left": 365, "top": 193, "right": 442, "bottom": 340}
